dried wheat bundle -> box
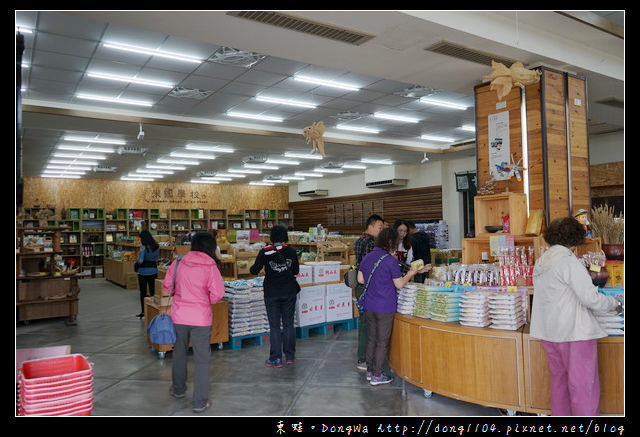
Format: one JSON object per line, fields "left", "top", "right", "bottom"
{"left": 590, "top": 204, "right": 624, "bottom": 244}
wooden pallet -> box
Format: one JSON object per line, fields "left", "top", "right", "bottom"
{"left": 295, "top": 318, "right": 358, "bottom": 339}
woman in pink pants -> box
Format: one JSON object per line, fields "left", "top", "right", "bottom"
{"left": 530, "top": 217, "right": 622, "bottom": 416}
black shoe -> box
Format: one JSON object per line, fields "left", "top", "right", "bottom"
{"left": 136, "top": 313, "right": 144, "bottom": 319}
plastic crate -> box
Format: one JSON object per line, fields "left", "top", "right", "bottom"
{"left": 19, "top": 354, "right": 92, "bottom": 386}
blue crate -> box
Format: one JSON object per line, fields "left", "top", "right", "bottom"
{"left": 296, "top": 318, "right": 358, "bottom": 339}
{"left": 225, "top": 332, "right": 270, "bottom": 350}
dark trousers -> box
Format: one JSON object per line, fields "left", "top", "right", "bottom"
{"left": 264, "top": 294, "right": 297, "bottom": 361}
{"left": 137, "top": 273, "right": 157, "bottom": 313}
{"left": 355, "top": 284, "right": 368, "bottom": 362}
{"left": 365, "top": 311, "right": 395, "bottom": 376}
{"left": 172, "top": 324, "right": 212, "bottom": 409}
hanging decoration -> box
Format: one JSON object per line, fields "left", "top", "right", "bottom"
{"left": 302, "top": 121, "right": 326, "bottom": 157}
{"left": 482, "top": 60, "right": 541, "bottom": 101}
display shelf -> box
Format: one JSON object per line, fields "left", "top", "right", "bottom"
{"left": 474, "top": 192, "right": 528, "bottom": 237}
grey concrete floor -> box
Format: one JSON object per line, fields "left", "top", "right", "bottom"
{"left": 16, "top": 278, "right": 501, "bottom": 417}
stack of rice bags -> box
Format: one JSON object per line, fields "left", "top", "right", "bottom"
{"left": 594, "top": 288, "right": 624, "bottom": 336}
{"left": 412, "top": 284, "right": 432, "bottom": 319}
{"left": 224, "top": 277, "right": 269, "bottom": 337}
{"left": 459, "top": 290, "right": 491, "bottom": 327}
{"left": 396, "top": 283, "right": 419, "bottom": 315}
{"left": 488, "top": 289, "right": 527, "bottom": 330}
{"left": 426, "top": 289, "right": 463, "bottom": 322}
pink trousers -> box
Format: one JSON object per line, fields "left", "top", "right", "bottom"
{"left": 541, "top": 339, "right": 600, "bottom": 416}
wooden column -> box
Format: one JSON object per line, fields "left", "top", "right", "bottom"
{"left": 475, "top": 67, "right": 591, "bottom": 226}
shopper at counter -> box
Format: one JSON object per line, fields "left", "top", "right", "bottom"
{"left": 135, "top": 230, "right": 160, "bottom": 319}
{"left": 408, "top": 221, "right": 432, "bottom": 283}
{"left": 357, "top": 227, "right": 431, "bottom": 386}
{"left": 250, "top": 225, "right": 300, "bottom": 368}
{"left": 530, "top": 217, "right": 622, "bottom": 416}
{"left": 392, "top": 219, "right": 414, "bottom": 274}
{"left": 354, "top": 214, "right": 385, "bottom": 372}
{"left": 163, "top": 232, "right": 225, "bottom": 413}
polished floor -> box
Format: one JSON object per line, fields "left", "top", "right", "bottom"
{"left": 16, "top": 278, "right": 501, "bottom": 417}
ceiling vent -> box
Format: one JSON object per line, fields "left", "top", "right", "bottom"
{"left": 320, "top": 161, "right": 344, "bottom": 169}
{"left": 197, "top": 171, "right": 217, "bottom": 177}
{"left": 394, "top": 85, "right": 438, "bottom": 99}
{"left": 92, "top": 166, "right": 116, "bottom": 173}
{"left": 242, "top": 155, "right": 268, "bottom": 164}
{"left": 330, "top": 111, "right": 368, "bottom": 122}
{"left": 169, "top": 87, "right": 214, "bottom": 100}
{"left": 425, "top": 41, "right": 518, "bottom": 67}
{"left": 227, "top": 11, "right": 375, "bottom": 46}
{"left": 209, "top": 46, "right": 266, "bottom": 68}
{"left": 595, "top": 97, "right": 624, "bottom": 109}
{"left": 117, "top": 146, "right": 147, "bottom": 156}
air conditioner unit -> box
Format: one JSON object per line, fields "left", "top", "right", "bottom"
{"left": 298, "top": 180, "right": 328, "bottom": 197}
{"left": 364, "top": 165, "right": 409, "bottom": 188}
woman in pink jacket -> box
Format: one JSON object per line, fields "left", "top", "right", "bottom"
{"left": 162, "top": 232, "right": 225, "bottom": 413}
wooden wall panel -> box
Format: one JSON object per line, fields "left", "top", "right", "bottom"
{"left": 525, "top": 82, "right": 545, "bottom": 212}
{"left": 541, "top": 69, "right": 570, "bottom": 222}
{"left": 290, "top": 186, "right": 442, "bottom": 234}
{"left": 22, "top": 177, "right": 289, "bottom": 213}
{"left": 475, "top": 83, "right": 524, "bottom": 194}
{"left": 567, "top": 75, "right": 591, "bottom": 213}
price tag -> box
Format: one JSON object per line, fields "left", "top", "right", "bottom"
{"left": 444, "top": 282, "right": 452, "bottom": 288}
{"left": 507, "top": 286, "right": 518, "bottom": 292}
{"left": 589, "top": 264, "right": 602, "bottom": 272}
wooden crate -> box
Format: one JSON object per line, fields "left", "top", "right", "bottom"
{"left": 474, "top": 193, "right": 528, "bottom": 237}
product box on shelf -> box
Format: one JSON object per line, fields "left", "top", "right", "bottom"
{"left": 325, "top": 283, "right": 353, "bottom": 322}
{"left": 306, "top": 261, "right": 341, "bottom": 283}
{"left": 296, "top": 265, "right": 313, "bottom": 285}
{"left": 295, "top": 284, "right": 325, "bottom": 327}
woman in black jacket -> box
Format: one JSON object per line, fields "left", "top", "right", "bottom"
{"left": 250, "top": 225, "right": 300, "bottom": 368}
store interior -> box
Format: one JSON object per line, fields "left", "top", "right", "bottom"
{"left": 16, "top": 11, "right": 623, "bottom": 417}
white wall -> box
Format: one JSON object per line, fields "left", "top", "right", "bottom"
{"left": 589, "top": 131, "right": 624, "bottom": 165}
{"left": 289, "top": 155, "right": 477, "bottom": 249}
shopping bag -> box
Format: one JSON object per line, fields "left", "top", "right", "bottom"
{"left": 147, "top": 313, "right": 176, "bottom": 345}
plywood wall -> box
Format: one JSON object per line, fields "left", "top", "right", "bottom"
{"left": 22, "top": 177, "right": 289, "bottom": 214}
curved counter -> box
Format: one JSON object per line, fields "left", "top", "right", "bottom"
{"left": 388, "top": 314, "right": 623, "bottom": 415}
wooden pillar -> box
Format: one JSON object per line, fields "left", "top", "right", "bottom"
{"left": 475, "top": 67, "right": 591, "bottom": 227}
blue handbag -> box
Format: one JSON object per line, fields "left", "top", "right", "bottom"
{"left": 147, "top": 257, "right": 181, "bottom": 345}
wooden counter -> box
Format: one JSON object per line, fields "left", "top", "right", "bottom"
{"left": 143, "top": 298, "right": 229, "bottom": 359}
{"left": 389, "top": 314, "right": 624, "bottom": 415}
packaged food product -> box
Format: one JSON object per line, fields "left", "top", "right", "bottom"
{"left": 410, "top": 259, "right": 424, "bottom": 270}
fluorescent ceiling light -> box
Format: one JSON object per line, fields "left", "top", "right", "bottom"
{"left": 228, "top": 168, "right": 261, "bottom": 174}
{"left": 57, "top": 145, "right": 115, "bottom": 153}
{"left": 170, "top": 151, "right": 216, "bottom": 160}
{"left": 16, "top": 26, "right": 33, "bottom": 34}
{"left": 201, "top": 177, "right": 232, "bottom": 182}
{"left": 284, "top": 152, "right": 323, "bottom": 160}
{"left": 265, "top": 159, "right": 300, "bottom": 166}
{"left": 63, "top": 136, "right": 126, "bottom": 145}
{"left": 136, "top": 169, "right": 174, "bottom": 175}
{"left": 342, "top": 163, "right": 367, "bottom": 169}
{"left": 88, "top": 72, "right": 174, "bottom": 88}
{"left": 121, "top": 176, "right": 155, "bottom": 181}
{"left": 42, "top": 174, "right": 81, "bottom": 179}
{"left": 215, "top": 173, "right": 246, "bottom": 178}
{"left": 243, "top": 163, "right": 279, "bottom": 170}
{"left": 255, "top": 95, "right": 316, "bottom": 109}
{"left": 191, "top": 179, "right": 220, "bottom": 184}
{"left": 157, "top": 158, "right": 199, "bottom": 166}
{"left": 186, "top": 144, "right": 234, "bottom": 153}
{"left": 314, "top": 168, "right": 344, "bottom": 174}
{"left": 76, "top": 93, "right": 153, "bottom": 107}
{"left": 47, "top": 164, "right": 92, "bottom": 171}
{"left": 419, "top": 98, "right": 468, "bottom": 110}
{"left": 146, "top": 164, "right": 187, "bottom": 171}
{"left": 249, "top": 181, "right": 275, "bottom": 186}
{"left": 42, "top": 169, "right": 86, "bottom": 175}
{"left": 226, "top": 111, "right": 283, "bottom": 122}
{"left": 293, "top": 74, "right": 359, "bottom": 91}
{"left": 53, "top": 152, "right": 106, "bottom": 160}
{"left": 460, "top": 125, "right": 475, "bottom": 132}
{"left": 265, "top": 179, "right": 290, "bottom": 184}
{"left": 103, "top": 42, "right": 202, "bottom": 64}
{"left": 421, "top": 135, "right": 455, "bottom": 143}
{"left": 282, "top": 175, "right": 305, "bottom": 181}
{"left": 373, "top": 112, "right": 420, "bottom": 123}
{"left": 361, "top": 158, "right": 393, "bottom": 165}
{"left": 336, "top": 125, "right": 380, "bottom": 134}
{"left": 50, "top": 159, "right": 100, "bottom": 166}
{"left": 295, "top": 172, "right": 324, "bottom": 178}
{"left": 21, "top": 63, "right": 29, "bottom": 68}
{"left": 130, "top": 172, "right": 162, "bottom": 179}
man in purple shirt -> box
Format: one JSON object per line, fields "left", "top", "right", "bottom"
{"left": 357, "top": 228, "right": 431, "bottom": 385}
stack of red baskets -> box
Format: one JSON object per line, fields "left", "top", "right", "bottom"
{"left": 18, "top": 354, "right": 94, "bottom": 416}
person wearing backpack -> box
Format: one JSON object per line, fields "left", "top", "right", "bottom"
{"left": 135, "top": 230, "right": 160, "bottom": 319}
{"left": 250, "top": 225, "right": 300, "bottom": 368}
{"left": 162, "top": 232, "right": 225, "bottom": 413}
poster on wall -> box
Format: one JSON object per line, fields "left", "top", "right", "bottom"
{"left": 488, "top": 111, "right": 511, "bottom": 181}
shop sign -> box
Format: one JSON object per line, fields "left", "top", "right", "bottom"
{"left": 142, "top": 187, "right": 209, "bottom": 206}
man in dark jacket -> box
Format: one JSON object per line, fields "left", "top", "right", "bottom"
{"left": 408, "top": 221, "right": 432, "bottom": 283}
{"left": 250, "top": 225, "right": 300, "bottom": 368}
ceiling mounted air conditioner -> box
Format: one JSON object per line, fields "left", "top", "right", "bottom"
{"left": 298, "top": 189, "right": 328, "bottom": 197}
{"left": 364, "top": 165, "right": 408, "bottom": 188}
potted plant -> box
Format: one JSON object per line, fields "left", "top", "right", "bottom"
{"left": 589, "top": 204, "right": 624, "bottom": 260}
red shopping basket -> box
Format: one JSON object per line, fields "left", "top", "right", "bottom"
{"left": 20, "top": 354, "right": 92, "bottom": 385}
{"left": 20, "top": 397, "right": 93, "bottom": 416}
